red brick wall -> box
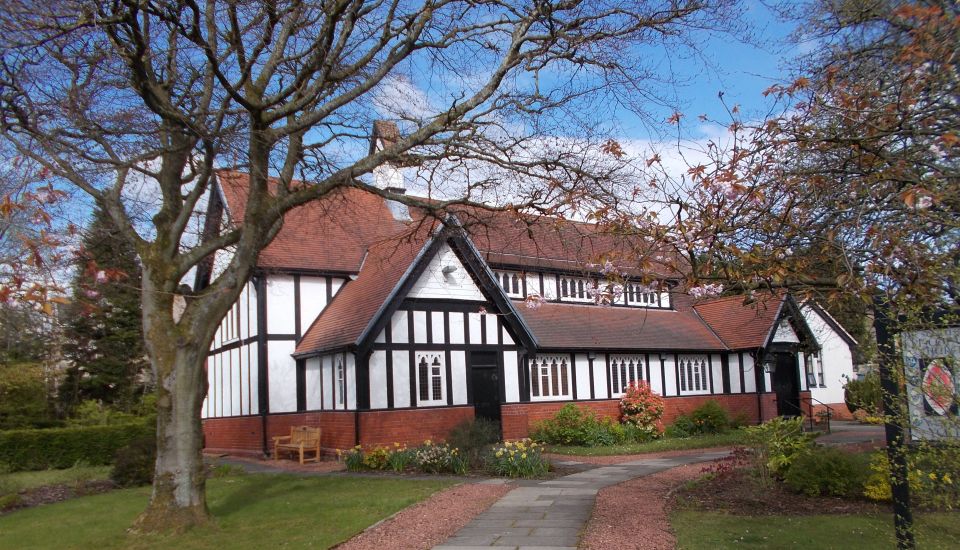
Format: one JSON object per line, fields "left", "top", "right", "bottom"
{"left": 814, "top": 402, "right": 852, "bottom": 421}
{"left": 357, "top": 406, "right": 475, "bottom": 447}
{"left": 501, "top": 394, "right": 780, "bottom": 440}
{"left": 662, "top": 394, "right": 767, "bottom": 426}
{"left": 501, "top": 400, "right": 620, "bottom": 440}
{"left": 203, "top": 416, "right": 263, "bottom": 456}
{"left": 266, "top": 411, "right": 357, "bottom": 451}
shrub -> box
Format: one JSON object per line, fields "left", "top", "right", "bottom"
{"left": 0, "top": 422, "right": 154, "bottom": 471}
{"left": 689, "top": 400, "right": 731, "bottom": 434}
{"left": 844, "top": 373, "right": 882, "bottom": 415}
{"left": 530, "top": 404, "right": 595, "bottom": 446}
{"left": 783, "top": 447, "right": 867, "bottom": 497}
{"left": 665, "top": 415, "right": 697, "bottom": 438}
{"left": 619, "top": 381, "right": 664, "bottom": 438}
{"left": 623, "top": 421, "right": 658, "bottom": 443}
{"left": 447, "top": 418, "right": 501, "bottom": 467}
{"left": 110, "top": 435, "right": 156, "bottom": 487}
{"left": 488, "top": 439, "right": 549, "bottom": 478}
{"left": 743, "top": 417, "right": 817, "bottom": 487}
{"left": 864, "top": 445, "right": 960, "bottom": 509}
{"left": 363, "top": 446, "right": 391, "bottom": 470}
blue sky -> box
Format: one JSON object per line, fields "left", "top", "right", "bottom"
{"left": 616, "top": 2, "right": 802, "bottom": 142}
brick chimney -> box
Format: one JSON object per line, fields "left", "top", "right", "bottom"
{"left": 370, "top": 120, "right": 406, "bottom": 195}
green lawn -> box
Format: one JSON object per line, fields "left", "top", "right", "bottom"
{"left": 546, "top": 431, "right": 750, "bottom": 456}
{"left": 0, "top": 474, "right": 455, "bottom": 549}
{"left": 0, "top": 464, "right": 112, "bottom": 496}
{"left": 672, "top": 510, "right": 960, "bottom": 549}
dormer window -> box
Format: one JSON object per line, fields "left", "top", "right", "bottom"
{"left": 495, "top": 271, "right": 524, "bottom": 298}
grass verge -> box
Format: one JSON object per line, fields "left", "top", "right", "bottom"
{"left": 545, "top": 430, "right": 750, "bottom": 456}
{"left": 672, "top": 510, "right": 960, "bottom": 549}
{"left": 0, "top": 474, "right": 455, "bottom": 549}
{"left": 0, "top": 464, "right": 111, "bottom": 495}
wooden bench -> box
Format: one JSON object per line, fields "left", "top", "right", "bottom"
{"left": 273, "top": 426, "right": 322, "bottom": 464}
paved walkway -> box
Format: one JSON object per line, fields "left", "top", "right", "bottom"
{"left": 434, "top": 450, "right": 729, "bottom": 550}
{"left": 816, "top": 420, "right": 885, "bottom": 446}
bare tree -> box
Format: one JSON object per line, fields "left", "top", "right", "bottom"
{"left": 0, "top": 0, "right": 738, "bottom": 531}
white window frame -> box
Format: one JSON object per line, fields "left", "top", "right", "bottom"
{"left": 415, "top": 352, "right": 446, "bottom": 406}
{"left": 495, "top": 270, "right": 524, "bottom": 298}
{"left": 610, "top": 354, "right": 645, "bottom": 396}
{"left": 815, "top": 353, "right": 826, "bottom": 387}
{"left": 678, "top": 354, "right": 711, "bottom": 395}
{"left": 222, "top": 301, "right": 240, "bottom": 343}
{"left": 530, "top": 354, "right": 572, "bottom": 400}
{"left": 335, "top": 355, "right": 347, "bottom": 407}
{"left": 558, "top": 276, "right": 594, "bottom": 303}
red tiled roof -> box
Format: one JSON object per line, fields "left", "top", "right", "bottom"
{"left": 215, "top": 170, "right": 682, "bottom": 277}
{"left": 692, "top": 294, "right": 785, "bottom": 350}
{"left": 216, "top": 170, "right": 408, "bottom": 273}
{"left": 516, "top": 302, "right": 726, "bottom": 351}
{"left": 294, "top": 224, "right": 437, "bottom": 355}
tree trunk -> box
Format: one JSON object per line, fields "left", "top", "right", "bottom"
{"left": 132, "top": 302, "right": 211, "bottom": 533}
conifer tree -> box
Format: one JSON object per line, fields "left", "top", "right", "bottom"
{"left": 61, "top": 206, "right": 147, "bottom": 413}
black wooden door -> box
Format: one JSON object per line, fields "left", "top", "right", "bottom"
{"left": 772, "top": 352, "right": 800, "bottom": 416}
{"left": 469, "top": 351, "right": 501, "bottom": 424}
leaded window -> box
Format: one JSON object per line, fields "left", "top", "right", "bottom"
{"left": 417, "top": 352, "right": 445, "bottom": 404}
{"left": 530, "top": 355, "right": 572, "bottom": 399}
{"left": 678, "top": 354, "right": 710, "bottom": 394}
{"left": 610, "top": 355, "right": 645, "bottom": 396}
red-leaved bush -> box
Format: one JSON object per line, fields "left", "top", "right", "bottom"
{"left": 619, "top": 381, "right": 665, "bottom": 438}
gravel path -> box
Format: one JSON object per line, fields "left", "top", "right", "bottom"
{"left": 335, "top": 481, "right": 514, "bottom": 550}
{"left": 580, "top": 463, "right": 704, "bottom": 550}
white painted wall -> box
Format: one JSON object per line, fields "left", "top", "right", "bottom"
{"left": 268, "top": 340, "right": 297, "bottom": 412}
{"left": 663, "top": 355, "right": 677, "bottom": 396}
{"left": 346, "top": 353, "right": 357, "bottom": 409}
{"left": 525, "top": 273, "right": 541, "bottom": 296}
{"left": 727, "top": 353, "right": 742, "bottom": 393}
{"left": 449, "top": 312, "right": 465, "bottom": 344}
{"left": 742, "top": 353, "right": 757, "bottom": 393}
{"left": 451, "top": 351, "right": 468, "bottom": 405}
{"left": 707, "top": 354, "right": 720, "bottom": 394}
{"left": 390, "top": 310, "right": 408, "bottom": 343}
{"left": 407, "top": 242, "right": 485, "bottom": 301}
{"left": 772, "top": 320, "right": 800, "bottom": 343}
{"left": 432, "top": 311, "right": 445, "bottom": 343}
{"left": 485, "top": 314, "right": 499, "bottom": 345}
{"left": 648, "top": 354, "right": 662, "bottom": 397}
{"left": 574, "top": 354, "right": 591, "bottom": 400}
{"left": 305, "top": 357, "right": 322, "bottom": 410}
{"left": 802, "top": 306, "right": 855, "bottom": 405}
{"left": 266, "top": 275, "right": 296, "bottom": 335}
{"left": 413, "top": 310, "right": 428, "bottom": 343}
{"left": 369, "top": 350, "right": 388, "bottom": 409}
{"left": 392, "top": 351, "right": 410, "bottom": 408}
{"left": 468, "top": 312, "right": 483, "bottom": 345}
{"left": 593, "top": 354, "right": 609, "bottom": 399}
{"left": 299, "top": 276, "right": 328, "bottom": 332}
{"left": 502, "top": 351, "right": 519, "bottom": 402}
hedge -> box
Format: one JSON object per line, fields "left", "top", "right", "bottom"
{"left": 0, "top": 422, "right": 154, "bottom": 471}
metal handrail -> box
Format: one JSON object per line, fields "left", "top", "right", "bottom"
{"left": 779, "top": 395, "right": 834, "bottom": 434}
{"left": 801, "top": 395, "right": 834, "bottom": 434}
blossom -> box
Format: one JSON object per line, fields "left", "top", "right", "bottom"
{"left": 688, "top": 283, "right": 724, "bottom": 299}
{"left": 524, "top": 293, "right": 546, "bottom": 310}
{"left": 95, "top": 270, "right": 109, "bottom": 284}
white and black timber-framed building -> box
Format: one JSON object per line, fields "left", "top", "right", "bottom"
{"left": 198, "top": 125, "right": 857, "bottom": 456}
